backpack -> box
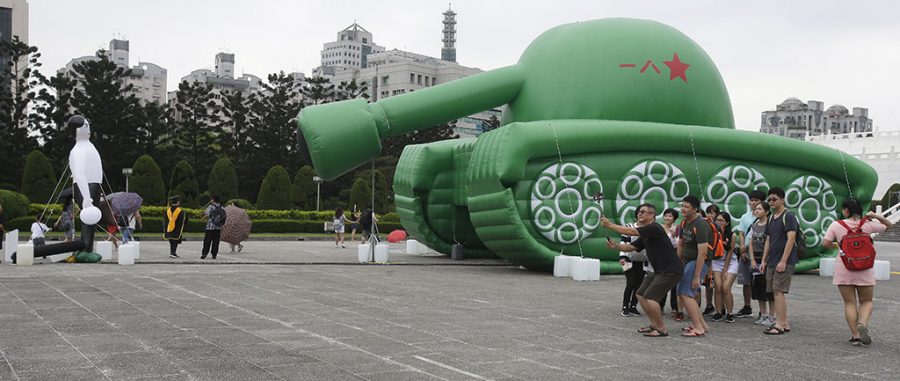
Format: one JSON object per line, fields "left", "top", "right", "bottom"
{"left": 837, "top": 218, "right": 876, "bottom": 271}
{"left": 680, "top": 217, "right": 726, "bottom": 259}
{"left": 210, "top": 204, "right": 227, "bottom": 226}
{"left": 769, "top": 211, "right": 807, "bottom": 258}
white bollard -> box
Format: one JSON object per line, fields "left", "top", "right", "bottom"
{"left": 572, "top": 257, "right": 601, "bottom": 281}
{"left": 95, "top": 241, "right": 113, "bottom": 261}
{"left": 118, "top": 244, "right": 136, "bottom": 265}
{"left": 17, "top": 243, "right": 34, "bottom": 266}
{"left": 406, "top": 239, "right": 420, "bottom": 254}
{"left": 554, "top": 255, "right": 573, "bottom": 277}
{"left": 374, "top": 243, "right": 389, "bottom": 263}
{"left": 874, "top": 260, "right": 891, "bottom": 281}
{"left": 819, "top": 257, "right": 836, "bottom": 277}
{"left": 358, "top": 244, "right": 371, "bottom": 263}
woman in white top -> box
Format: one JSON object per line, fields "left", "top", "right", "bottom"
{"left": 30, "top": 215, "right": 51, "bottom": 246}
{"left": 822, "top": 198, "right": 892, "bottom": 346}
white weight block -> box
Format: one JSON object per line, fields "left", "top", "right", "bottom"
{"left": 118, "top": 244, "right": 137, "bottom": 265}
{"left": 130, "top": 241, "right": 140, "bottom": 259}
{"left": 406, "top": 240, "right": 420, "bottom": 254}
{"left": 874, "top": 260, "right": 891, "bottom": 281}
{"left": 819, "top": 257, "right": 835, "bottom": 277}
{"left": 17, "top": 243, "right": 33, "bottom": 266}
{"left": 4, "top": 229, "right": 18, "bottom": 263}
{"left": 46, "top": 254, "right": 69, "bottom": 263}
{"left": 374, "top": 244, "right": 389, "bottom": 263}
{"left": 572, "top": 258, "right": 600, "bottom": 281}
{"left": 95, "top": 241, "right": 113, "bottom": 261}
{"left": 358, "top": 244, "right": 371, "bottom": 263}
{"left": 554, "top": 255, "right": 573, "bottom": 278}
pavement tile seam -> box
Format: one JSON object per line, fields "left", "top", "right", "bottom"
{"left": 0, "top": 279, "right": 112, "bottom": 380}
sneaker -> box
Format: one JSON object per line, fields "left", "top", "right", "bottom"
{"left": 725, "top": 314, "right": 736, "bottom": 323}
{"left": 857, "top": 323, "right": 872, "bottom": 345}
{"left": 849, "top": 337, "right": 862, "bottom": 346}
{"left": 211, "top": 255, "right": 216, "bottom": 259}
{"left": 201, "top": 255, "right": 207, "bottom": 259}
{"left": 711, "top": 313, "right": 723, "bottom": 322}
{"left": 763, "top": 316, "right": 776, "bottom": 326}
{"left": 703, "top": 305, "right": 715, "bottom": 315}
{"left": 754, "top": 314, "right": 769, "bottom": 325}
{"left": 735, "top": 306, "right": 753, "bottom": 317}
{"left": 341, "top": 245, "right": 346, "bottom": 248}
{"left": 674, "top": 312, "right": 685, "bottom": 322}
{"left": 628, "top": 307, "right": 642, "bottom": 316}
{"left": 621, "top": 308, "right": 632, "bottom": 317}
{"left": 169, "top": 254, "right": 179, "bottom": 259}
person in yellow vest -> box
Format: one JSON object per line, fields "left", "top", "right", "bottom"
{"left": 164, "top": 196, "right": 187, "bottom": 259}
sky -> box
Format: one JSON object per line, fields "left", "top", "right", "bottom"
{"left": 27, "top": 0, "right": 900, "bottom": 131}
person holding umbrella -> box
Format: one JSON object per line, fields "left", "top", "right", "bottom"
{"left": 164, "top": 196, "right": 187, "bottom": 259}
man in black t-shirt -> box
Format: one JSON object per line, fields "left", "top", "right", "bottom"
{"left": 603, "top": 203, "right": 683, "bottom": 337}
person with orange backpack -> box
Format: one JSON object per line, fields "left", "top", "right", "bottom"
{"left": 700, "top": 205, "right": 726, "bottom": 315}
{"left": 823, "top": 199, "right": 892, "bottom": 346}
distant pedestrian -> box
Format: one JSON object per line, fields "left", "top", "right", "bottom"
{"left": 349, "top": 210, "right": 361, "bottom": 242}
{"left": 823, "top": 199, "right": 892, "bottom": 346}
{"left": 122, "top": 210, "right": 142, "bottom": 244}
{"left": 53, "top": 197, "right": 75, "bottom": 242}
{"left": 164, "top": 196, "right": 187, "bottom": 259}
{"left": 360, "top": 208, "right": 377, "bottom": 242}
{"left": 333, "top": 207, "right": 346, "bottom": 248}
{"left": 617, "top": 208, "right": 647, "bottom": 317}
{"left": 201, "top": 195, "right": 225, "bottom": 259}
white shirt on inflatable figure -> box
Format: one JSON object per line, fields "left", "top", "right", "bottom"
{"left": 67, "top": 116, "right": 103, "bottom": 225}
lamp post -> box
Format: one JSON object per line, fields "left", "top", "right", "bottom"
{"left": 313, "top": 176, "right": 323, "bottom": 211}
{"left": 122, "top": 168, "right": 133, "bottom": 192}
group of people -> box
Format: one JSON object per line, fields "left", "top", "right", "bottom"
{"left": 603, "top": 188, "right": 891, "bottom": 346}
{"left": 164, "top": 195, "right": 234, "bottom": 259}
{"left": 332, "top": 208, "right": 377, "bottom": 248}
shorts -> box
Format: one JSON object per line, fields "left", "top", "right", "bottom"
{"left": 736, "top": 258, "right": 753, "bottom": 285}
{"left": 712, "top": 255, "right": 738, "bottom": 274}
{"left": 334, "top": 226, "right": 345, "bottom": 234}
{"left": 765, "top": 265, "right": 795, "bottom": 293}
{"left": 677, "top": 261, "right": 708, "bottom": 297}
{"left": 751, "top": 274, "right": 774, "bottom": 301}
{"left": 351, "top": 223, "right": 359, "bottom": 230}
{"left": 636, "top": 272, "right": 682, "bottom": 302}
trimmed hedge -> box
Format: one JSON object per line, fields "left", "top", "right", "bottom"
{"left": 130, "top": 155, "right": 166, "bottom": 206}
{"left": 19, "top": 151, "right": 56, "bottom": 205}
{"left": 139, "top": 217, "right": 403, "bottom": 234}
{"left": 225, "top": 199, "right": 256, "bottom": 210}
{"left": 1, "top": 190, "right": 31, "bottom": 221}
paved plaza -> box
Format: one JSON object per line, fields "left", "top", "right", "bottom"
{"left": 1, "top": 240, "right": 899, "bottom": 380}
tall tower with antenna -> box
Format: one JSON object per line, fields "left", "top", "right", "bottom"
{"left": 441, "top": 4, "right": 457, "bottom": 62}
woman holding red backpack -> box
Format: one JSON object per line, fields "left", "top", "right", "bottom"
{"left": 822, "top": 199, "right": 892, "bottom": 346}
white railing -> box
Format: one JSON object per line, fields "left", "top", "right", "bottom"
{"left": 806, "top": 130, "right": 900, "bottom": 142}
{"left": 882, "top": 201, "right": 900, "bottom": 225}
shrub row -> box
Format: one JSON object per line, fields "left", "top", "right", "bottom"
{"left": 27, "top": 203, "right": 400, "bottom": 223}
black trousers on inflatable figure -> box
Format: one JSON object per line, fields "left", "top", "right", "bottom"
{"left": 29, "top": 183, "right": 101, "bottom": 259}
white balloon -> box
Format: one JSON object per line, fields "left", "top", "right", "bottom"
{"left": 80, "top": 206, "right": 102, "bottom": 225}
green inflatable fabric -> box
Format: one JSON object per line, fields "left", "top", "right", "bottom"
{"left": 296, "top": 18, "right": 877, "bottom": 272}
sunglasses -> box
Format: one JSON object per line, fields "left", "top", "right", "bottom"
{"left": 637, "top": 210, "right": 654, "bottom": 215}
{"left": 767, "top": 197, "right": 781, "bottom": 202}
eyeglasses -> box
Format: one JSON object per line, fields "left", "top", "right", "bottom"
{"left": 637, "top": 210, "right": 654, "bottom": 216}
{"left": 767, "top": 197, "right": 780, "bottom": 202}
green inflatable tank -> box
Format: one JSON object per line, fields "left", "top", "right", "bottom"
{"left": 297, "top": 18, "right": 877, "bottom": 272}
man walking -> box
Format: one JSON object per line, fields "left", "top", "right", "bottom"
{"left": 760, "top": 187, "right": 799, "bottom": 335}
{"left": 603, "top": 203, "right": 683, "bottom": 337}
{"left": 201, "top": 195, "right": 225, "bottom": 259}
{"left": 735, "top": 190, "right": 766, "bottom": 318}
{"left": 677, "top": 196, "right": 712, "bottom": 337}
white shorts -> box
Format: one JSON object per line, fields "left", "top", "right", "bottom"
{"left": 334, "top": 226, "right": 345, "bottom": 234}
{"left": 712, "top": 255, "right": 738, "bottom": 274}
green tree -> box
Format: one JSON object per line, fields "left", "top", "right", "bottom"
{"left": 19, "top": 150, "right": 57, "bottom": 204}
{"left": 0, "top": 36, "right": 43, "bottom": 188}
{"left": 355, "top": 169, "right": 391, "bottom": 212}
{"left": 481, "top": 114, "right": 501, "bottom": 133}
{"left": 291, "top": 165, "right": 317, "bottom": 210}
{"left": 348, "top": 177, "right": 372, "bottom": 214}
{"left": 302, "top": 76, "right": 334, "bottom": 105}
{"left": 217, "top": 89, "right": 257, "bottom": 160}
{"left": 256, "top": 165, "right": 292, "bottom": 210}
{"left": 169, "top": 160, "right": 200, "bottom": 208}
{"left": 172, "top": 80, "right": 222, "bottom": 186}
{"left": 130, "top": 155, "right": 166, "bottom": 205}
{"left": 336, "top": 79, "right": 369, "bottom": 101}
{"left": 208, "top": 157, "right": 238, "bottom": 202}
{"left": 31, "top": 73, "right": 76, "bottom": 167}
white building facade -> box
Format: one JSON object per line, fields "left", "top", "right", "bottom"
{"left": 761, "top": 97, "right": 873, "bottom": 140}
{"left": 59, "top": 39, "right": 167, "bottom": 105}
{"left": 807, "top": 130, "right": 897, "bottom": 203}
{"left": 179, "top": 52, "right": 263, "bottom": 94}
{"left": 319, "top": 23, "right": 385, "bottom": 74}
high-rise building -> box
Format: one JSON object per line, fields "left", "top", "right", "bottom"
{"left": 179, "top": 52, "right": 262, "bottom": 94}
{"left": 760, "top": 97, "right": 873, "bottom": 140}
{"left": 441, "top": 6, "right": 457, "bottom": 63}
{"left": 59, "top": 39, "right": 167, "bottom": 105}
{"left": 318, "top": 23, "right": 385, "bottom": 75}
{"left": 0, "top": 0, "right": 29, "bottom": 92}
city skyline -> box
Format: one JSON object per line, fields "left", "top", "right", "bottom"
{"left": 27, "top": 0, "right": 900, "bottom": 131}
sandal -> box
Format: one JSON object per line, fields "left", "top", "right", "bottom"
{"left": 849, "top": 337, "right": 862, "bottom": 346}
{"left": 857, "top": 323, "right": 871, "bottom": 345}
{"left": 643, "top": 328, "right": 669, "bottom": 337}
{"left": 674, "top": 312, "right": 685, "bottom": 322}
{"left": 681, "top": 326, "right": 695, "bottom": 333}
{"left": 764, "top": 326, "right": 785, "bottom": 335}
{"left": 638, "top": 325, "right": 656, "bottom": 334}
{"left": 681, "top": 329, "right": 705, "bottom": 337}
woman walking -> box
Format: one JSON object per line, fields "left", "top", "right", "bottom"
{"left": 333, "top": 208, "right": 347, "bottom": 248}
{"left": 822, "top": 199, "right": 892, "bottom": 346}
{"left": 712, "top": 212, "right": 738, "bottom": 323}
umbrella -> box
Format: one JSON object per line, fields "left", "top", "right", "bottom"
{"left": 57, "top": 187, "right": 74, "bottom": 200}
{"left": 106, "top": 192, "right": 143, "bottom": 216}
{"left": 387, "top": 230, "right": 407, "bottom": 243}
{"left": 221, "top": 204, "right": 252, "bottom": 244}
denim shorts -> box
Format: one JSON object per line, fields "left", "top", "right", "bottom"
{"left": 677, "top": 260, "right": 708, "bottom": 297}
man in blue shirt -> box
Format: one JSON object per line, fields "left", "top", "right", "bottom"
{"left": 735, "top": 190, "right": 766, "bottom": 318}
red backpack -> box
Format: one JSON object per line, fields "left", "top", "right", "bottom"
{"left": 680, "top": 217, "right": 726, "bottom": 259}
{"left": 837, "top": 218, "right": 876, "bottom": 271}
